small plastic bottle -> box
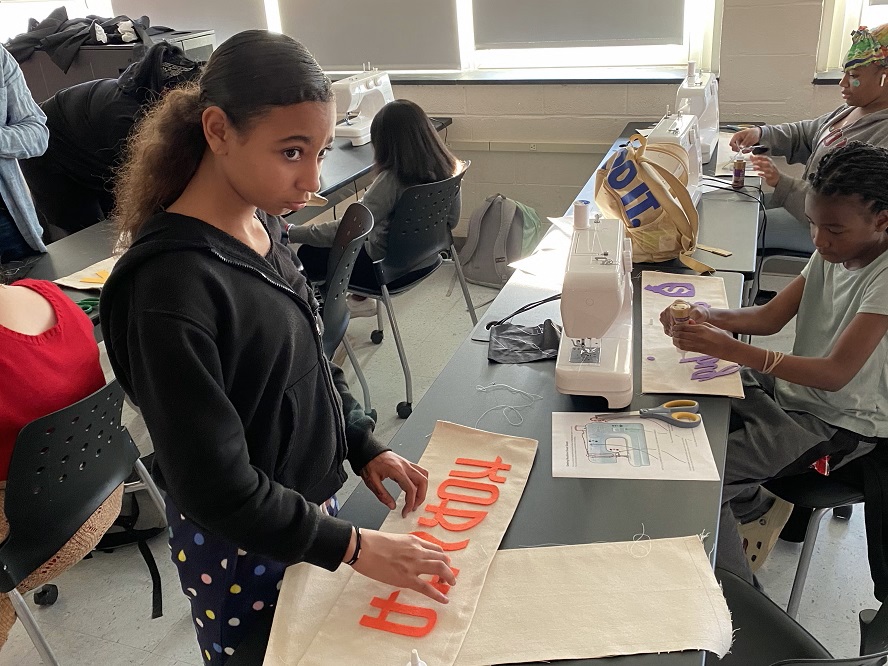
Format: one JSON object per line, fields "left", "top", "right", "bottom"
{"left": 731, "top": 158, "right": 746, "bottom": 189}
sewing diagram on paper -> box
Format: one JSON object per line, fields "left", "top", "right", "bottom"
{"left": 552, "top": 412, "right": 720, "bottom": 481}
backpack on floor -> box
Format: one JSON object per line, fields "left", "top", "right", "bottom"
{"left": 459, "top": 194, "right": 544, "bottom": 288}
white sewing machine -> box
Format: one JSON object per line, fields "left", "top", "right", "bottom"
{"left": 331, "top": 71, "right": 395, "bottom": 146}
{"left": 646, "top": 107, "right": 703, "bottom": 207}
{"left": 676, "top": 61, "right": 719, "bottom": 163}
{"left": 555, "top": 215, "right": 634, "bottom": 408}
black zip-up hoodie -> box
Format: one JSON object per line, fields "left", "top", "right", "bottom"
{"left": 100, "top": 212, "right": 388, "bottom": 570}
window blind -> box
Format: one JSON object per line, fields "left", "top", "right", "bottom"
{"left": 279, "top": 0, "right": 461, "bottom": 70}
{"left": 472, "top": 0, "right": 686, "bottom": 50}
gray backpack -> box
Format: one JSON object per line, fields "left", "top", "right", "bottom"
{"left": 459, "top": 194, "right": 544, "bottom": 288}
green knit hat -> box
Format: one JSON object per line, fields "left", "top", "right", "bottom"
{"left": 844, "top": 24, "right": 888, "bottom": 71}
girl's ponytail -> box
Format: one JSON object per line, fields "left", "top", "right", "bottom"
{"left": 114, "top": 84, "right": 205, "bottom": 248}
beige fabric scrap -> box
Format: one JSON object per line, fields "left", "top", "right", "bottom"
{"left": 268, "top": 421, "right": 538, "bottom": 666}
{"left": 640, "top": 271, "right": 744, "bottom": 398}
{"left": 456, "top": 535, "right": 732, "bottom": 665}
{"left": 267, "top": 535, "right": 732, "bottom": 665}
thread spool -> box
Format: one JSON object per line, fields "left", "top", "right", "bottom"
{"left": 731, "top": 158, "right": 746, "bottom": 189}
{"left": 573, "top": 200, "right": 591, "bottom": 229}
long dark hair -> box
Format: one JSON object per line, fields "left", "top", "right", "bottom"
{"left": 114, "top": 30, "right": 333, "bottom": 247}
{"left": 809, "top": 141, "right": 888, "bottom": 214}
{"left": 370, "top": 99, "right": 459, "bottom": 186}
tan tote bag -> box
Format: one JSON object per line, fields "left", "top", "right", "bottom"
{"left": 594, "top": 134, "right": 713, "bottom": 273}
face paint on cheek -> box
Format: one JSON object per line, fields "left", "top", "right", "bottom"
{"left": 851, "top": 79, "right": 862, "bottom": 87}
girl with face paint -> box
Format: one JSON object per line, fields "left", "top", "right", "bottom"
{"left": 727, "top": 24, "right": 888, "bottom": 272}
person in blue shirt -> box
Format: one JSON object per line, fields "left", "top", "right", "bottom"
{"left": 0, "top": 45, "right": 48, "bottom": 263}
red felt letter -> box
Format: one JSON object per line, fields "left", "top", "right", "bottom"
{"left": 418, "top": 500, "right": 488, "bottom": 531}
{"left": 439, "top": 478, "right": 499, "bottom": 505}
{"left": 429, "top": 567, "right": 460, "bottom": 595}
{"left": 451, "top": 457, "right": 511, "bottom": 483}
{"left": 359, "top": 591, "right": 437, "bottom": 637}
{"left": 411, "top": 531, "right": 470, "bottom": 551}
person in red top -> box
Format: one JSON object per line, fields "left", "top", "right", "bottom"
{"left": 0, "top": 277, "right": 118, "bottom": 648}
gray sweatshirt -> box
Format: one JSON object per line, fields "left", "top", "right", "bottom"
{"left": 760, "top": 105, "right": 888, "bottom": 222}
{"left": 289, "top": 169, "right": 461, "bottom": 261}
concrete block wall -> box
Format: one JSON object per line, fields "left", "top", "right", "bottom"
{"left": 389, "top": 0, "right": 843, "bottom": 236}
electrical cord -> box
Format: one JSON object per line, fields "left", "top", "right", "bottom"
{"left": 700, "top": 175, "right": 769, "bottom": 300}
{"left": 484, "top": 294, "right": 562, "bottom": 330}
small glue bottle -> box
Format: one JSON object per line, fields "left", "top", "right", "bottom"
{"left": 670, "top": 300, "right": 692, "bottom": 359}
{"left": 406, "top": 649, "right": 428, "bottom": 666}
{"left": 731, "top": 158, "right": 746, "bottom": 189}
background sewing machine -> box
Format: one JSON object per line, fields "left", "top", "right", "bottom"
{"left": 676, "top": 61, "right": 719, "bottom": 163}
{"left": 644, "top": 62, "right": 719, "bottom": 207}
{"left": 555, "top": 215, "right": 634, "bottom": 408}
{"left": 331, "top": 70, "right": 395, "bottom": 146}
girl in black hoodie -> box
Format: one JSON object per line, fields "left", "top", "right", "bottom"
{"left": 100, "top": 30, "right": 454, "bottom": 663}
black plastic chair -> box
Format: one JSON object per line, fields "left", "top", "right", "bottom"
{"left": 708, "top": 568, "right": 888, "bottom": 666}
{"left": 0, "top": 380, "right": 165, "bottom": 665}
{"left": 316, "top": 202, "right": 376, "bottom": 421}
{"left": 763, "top": 473, "right": 865, "bottom": 619}
{"left": 348, "top": 167, "right": 478, "bottom": 419}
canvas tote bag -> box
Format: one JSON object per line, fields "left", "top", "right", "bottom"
{"left": 594, "top": 134, "right": 713, "bottom": 273}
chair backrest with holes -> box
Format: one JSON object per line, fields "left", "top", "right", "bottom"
{"left": 373, "top": 168, "right": 467, "bottom": 286}
{"left": 0, "top": 380, "right": 139, "bottom": 592}
{"left": 320, "top": 203, "right": 374, "bottom": 358}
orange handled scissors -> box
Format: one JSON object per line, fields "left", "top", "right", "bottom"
{"left": 638, "top": 400, "right": 701, "bottom": 428}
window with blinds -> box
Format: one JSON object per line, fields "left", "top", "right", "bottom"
{"left": 278, "top": 0, "right": 461, "bottom": 71}
{"left": 818, "top": 0, "right": 888, "bottom": 74}
{"left": 472, "top": 0, "right": 686, "bottom": 50}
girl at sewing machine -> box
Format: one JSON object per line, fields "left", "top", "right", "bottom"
{"left": 101, "top": 31, "right": 454, "bottom": 664}
{"left": 660, "top": 142, "right": 888, "bottom": 587}
{"left": 289, "top": 98, "right": 462, "bottom": 316}
{"left": 729, "top": 23, "right": 888, "bottom": 266}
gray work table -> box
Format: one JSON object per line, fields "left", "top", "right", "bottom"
{"left": 575, "top": 122, "right": 763, "bottom": 283}
{"left": 337, "top": 267, "right": 743, "bottom": 665}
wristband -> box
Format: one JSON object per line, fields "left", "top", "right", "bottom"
{"left": 346, "top": 526, "right": 362, "bottom": 566}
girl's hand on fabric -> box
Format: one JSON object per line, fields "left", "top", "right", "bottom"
{"left": 671, "top": 321, "right": 735, "bottom": 356}
{"left": 361, "top": 452, "right": 430, "bottom": 518}
{"left": 659, "top": 304, "right": 711, "bottom": 335}
{"left": 352, "top": 531, "right": 455, "bottom": 603}
{"left": 729, "top": 127, "right": 762, "bottom": 151}
{"left": 750, "top": 155, "right": 781, "bottom": 187}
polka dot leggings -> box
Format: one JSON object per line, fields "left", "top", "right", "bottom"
{"left": 166, "top": 497, "right": 339, "bottom": 664}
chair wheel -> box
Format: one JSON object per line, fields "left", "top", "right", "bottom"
{"left": 367, "top": 409, "right": 378, "bottom": 422}
{"left": 370, "top": 330, "right": 384, "bottom": 344}
{"left": 397, "top": 402, "right": 412, "bottom": 419}
{"left": 34, "top": 584, "right": 58, "bottom": 606}
{"left": 833, "top": 505, "right": 854, "bottom": 521}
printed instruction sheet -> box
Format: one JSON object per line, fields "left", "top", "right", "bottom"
{"left": 552, "top": 411, "right": 720, "bottom": 481}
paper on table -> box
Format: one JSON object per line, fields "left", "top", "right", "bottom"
{"left": 507, "top": 228, "right": 569, "bottom": 287}
{"left": 551, "top": 411, "right": 720, "bottom": 481}
{"left": 640, "top": 271, "right": 744, "bottom": 398}
{"left": 267, "top": 537, "right": 733, "bottom": 666}
{"left": 268, "top": 421, "right": 538, "bottom": 666}
{"left": 454, "top": 536, "right": 732, "bottom": 665}
{"left": 54, "top": 257, "right": 118, "bottom": 291}
{"left": 714, "top": 131, "right": 759, "bottom": 176}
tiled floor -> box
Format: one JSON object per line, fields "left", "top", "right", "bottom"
{"left": 1, "top": 271, "right": 878, "bottom": 664}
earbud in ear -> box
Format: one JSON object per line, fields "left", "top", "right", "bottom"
{"left": 881, "top": 73, "right": 886, "bottom": 87}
